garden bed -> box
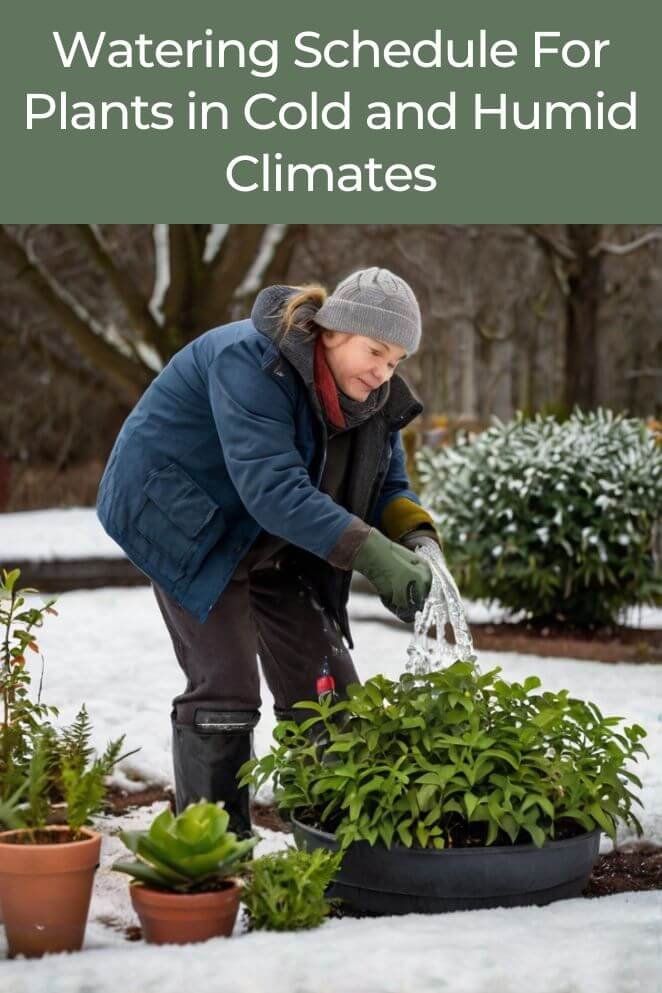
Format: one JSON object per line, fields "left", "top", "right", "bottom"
{"left": 470, "top": 621, "right": 662, "bottom": 664}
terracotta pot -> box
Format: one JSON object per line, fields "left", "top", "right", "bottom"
{"left": 0, "top": 826, "right": 101, "bottom": 958}
{"left": 130, "top": 878, "right": 242, "bottom": 945}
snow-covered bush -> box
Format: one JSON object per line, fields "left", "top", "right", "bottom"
{"left": 417, "top": 409, "right": 662, "bottom": 627}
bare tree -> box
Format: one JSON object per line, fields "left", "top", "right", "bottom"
{"left": 0, "top": 224, "right": 305, "bottom": 403}
{"left": 527, "top": 225, "right": 662, "bottom": 410}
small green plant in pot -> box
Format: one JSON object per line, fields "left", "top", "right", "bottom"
{"left": 0, "top": 568, "right": 132, "bottom": 956}
{"left": 0, "top": 724, "right": 128, "bottom": 958}
{"left": 242, "top": 846, "right": 342, "bottom": 931}
{"left": 240, "top": 661, "right": 648, "bottom": 913}
{"left": 113, "top": 801, "right": 257, "bottom": 944}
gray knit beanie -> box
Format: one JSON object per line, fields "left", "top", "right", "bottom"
{"left": 315, "top": 267, "right": 421, "bottom": 355}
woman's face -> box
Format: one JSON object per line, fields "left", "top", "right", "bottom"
{"left": 320, "top": 331, "right": 407, "bottom": 401}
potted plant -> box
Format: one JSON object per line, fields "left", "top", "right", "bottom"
{"left": 242, "top": 846, "right": 341, "bottom": 931}
{"left": 112, "top": 801, "right": 257, "bottom": 944}
{"left": 0, "top": 567, "right": 134, "bottom": 956}
{"left": 0, "top": 725, "right": 127, "bottom": 957}
{"left": 241, "top": 660, "right": 648, "bottom": 914}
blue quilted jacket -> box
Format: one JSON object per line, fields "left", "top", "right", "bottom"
{"left": 96, "top": 285, "right": 423, "bottom": 633}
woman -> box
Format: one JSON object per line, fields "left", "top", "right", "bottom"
{"left": 96, "top": 266, "right": 440, "bottom": 835}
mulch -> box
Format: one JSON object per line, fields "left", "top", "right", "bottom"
{"left": 582, "top": 841, "right": 662, "bottom": 897}
{"left": 471, "top": 621, "right": 662, "bottom": 664}
{"left": 103, "top": 789, "right": 662, "bottom": 899}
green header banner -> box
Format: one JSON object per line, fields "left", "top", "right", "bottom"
{"left": 1, "top": 0, "right": 660, "bottom": 220}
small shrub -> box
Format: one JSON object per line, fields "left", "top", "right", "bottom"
{"left": 0, "top": 568, "right": 59, "bottom": 801}
{"left": 416, "top": 409, "right": 662, "bottom": 627}
{"left": 241, "top": 662, "right": 648, "bottom": 850}
{"left": 242, "top": 847, "right": 341, "bottom": 931}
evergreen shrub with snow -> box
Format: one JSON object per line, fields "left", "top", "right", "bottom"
{"left": 416, "top": 409, "right": 662, "bottom": 627}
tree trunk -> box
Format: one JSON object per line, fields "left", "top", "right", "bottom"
{"left": 563, "top": 225, "right": 603, "bottom": 410}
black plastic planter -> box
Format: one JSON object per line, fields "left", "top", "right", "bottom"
{"left": 293, "top": 817, "right": 601, "bottom": 915}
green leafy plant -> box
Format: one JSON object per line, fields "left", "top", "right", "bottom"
{"left": 242, "top": 847, "right": 342, "bottom": 931}
{"left": 2, "top": 715, "right": 132, "bottom": 838}
{"left": 0, "top": 568, "right": 135, "bottom": 838}
{"left": 58, "top": 722, "right": 130, "bottom": 834}
{"left": 241, "top": 661, "right": 648, "bottom": 851}
{"left": 416, "top": 409, "right": 662, "bottom": 627}
{"left": 0, "top": 568, "right": 59, "bottom": 801}
{"left": 113, "top": 801, "right": 257, "bottom": 893}
{"left": 47, "top": 704, "right": 132, "bottom": 830}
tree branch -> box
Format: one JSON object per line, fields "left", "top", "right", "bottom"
{"left": 162, "top": 225, "right": 195, "bottom": 344}
{"left": 524, "top": 225, "right": 576, "bottom": 262}
{"left": 248, "top": 224, "right": 304, "bottom": 291}
{"left": 204, "top": 225, "right": 270, "bottom": 315}
{"left": 0, "top": 226, "right": 151, "bottom": 399}
{"left": 69, "top": 225, "right": 163, "bottom": 349}
{"left": 590, "top": 229, "right": 662, "bottom": 257}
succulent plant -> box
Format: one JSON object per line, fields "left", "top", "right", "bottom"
{"left": 113, "top": 801, "right": 257, "bottom": 892}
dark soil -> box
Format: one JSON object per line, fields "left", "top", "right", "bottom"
{"left": 444, "top": 816, "right": 586, "bottom": 848}
{"left": 470, "top": 621, "right": 662, "bottom": 664}
{"left": 583, "top": 841, "right": 662, "bottom": 897}
{"left": 103, "top": 785, "right": 295, "bottom": 834}
{"left": 251, "top": 802, "right": 293, "bottom": 834}
{"left": 2, "top": 827, "right": 86, "bottom": 844}
{"left": 103, "top": 784, "right": 176, "bottom": 815}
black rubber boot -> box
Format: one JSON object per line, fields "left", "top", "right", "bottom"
{"left": 171, "top": 708, "right": 259, "bottom": 839}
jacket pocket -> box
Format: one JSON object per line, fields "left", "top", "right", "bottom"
{"left": 135, "top": 463, "right": 227, "bottom": 580}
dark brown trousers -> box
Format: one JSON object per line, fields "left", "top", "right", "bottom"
{"left": 152, "top": 546, "right": 359, "bottom": 727}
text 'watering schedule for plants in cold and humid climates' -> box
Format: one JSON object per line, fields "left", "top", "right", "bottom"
{"left": 0, "top": 0, "right": 661, "bottom": 220}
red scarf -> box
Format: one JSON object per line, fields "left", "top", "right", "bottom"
{"left": 313, "top": 338, "right": 346, "bottom": 430}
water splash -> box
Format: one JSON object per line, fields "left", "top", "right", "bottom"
{"left": 406, "top": 544, "right": 476, "bottom": 674}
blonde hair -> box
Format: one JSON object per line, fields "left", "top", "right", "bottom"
{"left": 279, "top": 284, "right": 327, "bottom": 338}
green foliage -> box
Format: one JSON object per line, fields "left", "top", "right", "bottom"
{"left": 1, "top": 712, "right": 132, "bottom": 835}
{"left": 241, "top": 661, "right": 648, "bottom": 851}
{"left": 113, "top": 801, "right": 257, "bottom": 893}
{"left": 242, "top": 847, "right": 341, "bottom": 931}
{"left": 0, "top": 569, "right": 134, "bottom": 837}
{"left": 0, "top": 568, "right": 59, "bottom": 801}
{"left": 24, "top": 726, "right": 57, "bottom": 829}
{"left": 58, "top": 715, "right": 130, "bottom": 833}
{"left": 416, "top": 409, "right": 662, "bottom": 627}
{"left": 57, "top": 704, "right": 96, "bottom": 772}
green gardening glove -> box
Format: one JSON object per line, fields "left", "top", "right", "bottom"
{"left": 352, "top": 528, "right": 432, "bottom": 623}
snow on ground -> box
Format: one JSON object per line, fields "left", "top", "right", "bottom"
{"left": 2, "top": 507, "right": 661, "bottom": 628}
{"left": 1, "top": 508, "right": 124, "bottom": 560}
{"left": 16, "top": 586, "right": 662, "bottom": 845}
{"left": 0, "top": 547, "right": 661, "bottom": 988}
{"left": 1, "top": 883, "right": 660, "bottom": 993}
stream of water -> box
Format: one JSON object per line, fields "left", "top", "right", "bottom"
{"left": 406, "top": 543, "right": 477, "bottom": 674}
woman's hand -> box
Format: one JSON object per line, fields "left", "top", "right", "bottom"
{"left": 352, "top": 528, "right": 432, "bottom": 622}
